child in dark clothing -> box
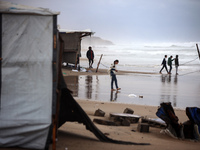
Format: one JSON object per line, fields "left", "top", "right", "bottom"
{"left": 109, "top": 60, "right": 121, "bottom": 91}
{"left": 175, "top": 55, "right": 179, "bottom": 75}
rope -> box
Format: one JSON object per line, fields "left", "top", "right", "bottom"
{"left": 100, "top": 62, "right": 110, "bottom": 68}
{"left": 180, "top": 57, "right": 199, "bottom": 65}
{"left": 178, "top": 70, "right": 200, "bottom": 77}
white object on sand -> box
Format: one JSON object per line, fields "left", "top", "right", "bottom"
{"left": 80, "top": 67, "right": 87, "bottom": 72}
{"left": 128, "top": 94, "right": 137, "bottom": 97}
{"left": 72, "top": 69, "right": 78, "bottom": 72}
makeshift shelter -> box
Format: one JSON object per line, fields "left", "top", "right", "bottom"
{"left": 0, "top": 1, "right": 60, "bottom": 149}
{"left": 59, "top": 29, "right": 94, "bottom": 67}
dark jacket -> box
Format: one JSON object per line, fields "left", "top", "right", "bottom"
{"left": 175, "top": 58, "right": 179, "bottom": 66}
{"left": 86, "top": 50, "right": 94, "bottom": 60}
{"left": 168, "top": 57, "right": 173, "bottom": 66}
{"left": 162, "top": 58, "right": 167, "bottom": 65}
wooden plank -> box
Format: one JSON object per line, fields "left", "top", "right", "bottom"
{"left": 96, "top": 54, "right": 103, "bottom": 72}
{"left": 93, "top": 118, "right": 117, "bottom": 126}
{"left": 110, "top": 113, "right": 141, "bottom": 123}
{"left": 141, "top": 118, "right": 166, "bottom": 129}
{"left": 110, "top": 113, "right": 140, "bottom": 118}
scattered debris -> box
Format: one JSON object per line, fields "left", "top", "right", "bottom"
{"left": 131, "top": 129, "right": 136, "bottom": 132}
{"left": 72, "top": 69, "right": 78, "bottom": 72}
{"left": 110, "top": 113, "right": 141, "bottom": 124}
{"left": 123, "top": 108, "right": 134, "bottom": 114}
{"left": 128, "top": 94, "right": 137, "bottom": 97}
{"left": 121, "top": 118, "right": 131, "bottom": 126}
{"left": 94, "top": 109, "right": 105, "bottom": 117}
{"left": 156, "top": 102, "right": 200, "bottom": 140}
{"left": 141, "top": 117, "right": 166, "bottom": 129}
{"left": 80, "top": 67, "right": 87, "bottom": 72}
{"left": 93, "top": 119, "right": 117, "bottom": 126}
{"left": 137, "top": 123, "right": 149, "bottom": 133}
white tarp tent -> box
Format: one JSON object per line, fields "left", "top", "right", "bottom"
{"left": 0, "top": 1, "right": 59, "bottom": 149}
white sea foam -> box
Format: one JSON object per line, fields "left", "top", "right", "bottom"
{"left": 81, "top": 42, "right": 200, "bottom": 73}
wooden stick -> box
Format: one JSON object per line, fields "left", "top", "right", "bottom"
{"left": 96, "top": 54, "right": 103, "bottom": 72}
{"left": 196, "top": 44, "right": 200, "bottom": 60}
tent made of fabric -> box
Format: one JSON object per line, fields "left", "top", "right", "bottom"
{"left": 0, "top": 1, "right": 60, "bottom": 149}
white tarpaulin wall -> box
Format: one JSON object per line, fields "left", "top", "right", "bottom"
{"left": 0, "top": 14, "right": 54, "bottom": 149}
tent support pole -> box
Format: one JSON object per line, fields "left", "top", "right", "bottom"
{"left": 0, "top": 14, "right": 2, "bottom": 109}
{"left": 52, "top": 15, "right": 58, "bottom": 150}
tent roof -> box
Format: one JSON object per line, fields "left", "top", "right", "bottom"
{"left": 59, "top": 29, "right": 95, "bottom": 38}
{"left": 0, "top": 1, "right": 59, "bottom": 15}
{"left": 59, "top": 29, "right": 95, "bottom": 34}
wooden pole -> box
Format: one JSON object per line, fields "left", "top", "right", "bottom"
{"left": 96, "top": 54, "right": 103, "bottom": 72}
{"left": 196, "top": 44, "right": 200, "bottom": 60}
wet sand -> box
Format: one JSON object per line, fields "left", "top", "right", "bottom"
{"left": 63, "top": 68, "right": 200, "bottom": 109}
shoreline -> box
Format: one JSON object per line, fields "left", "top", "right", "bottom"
{"left": 62, "top": 67, "right": 200, "bottom": 109}
{"left": 62, "top": 67, "right": 159, "bottom": 76}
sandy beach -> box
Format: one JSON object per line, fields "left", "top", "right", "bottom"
{"left": 52, "top": 99, "right": 199, "bottom": 150}
{"left": 50, "top": 68, "right": 200, "bottom": 150}
{"left": 1, "top": 68, "right": 200, "bottom": 150}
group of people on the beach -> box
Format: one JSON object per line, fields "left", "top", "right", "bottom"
{"left": 86, "top": 47, "right": 180, "bottom": 92}
{"left": 160, "top": 55, "right": 179, "bottom": 75}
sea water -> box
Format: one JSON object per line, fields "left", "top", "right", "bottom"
{"left": 81, "top": 42, "right": 200, "bottom": 74}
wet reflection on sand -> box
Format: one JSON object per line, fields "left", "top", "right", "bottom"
{"left": 160, "top": 74, "right": 178, "bottom": 107}
{"left": 110, "top": 91, "right": 119, "bottom": 102}
{"left": 64, "top": 73, "right": 200, "bottom": 109}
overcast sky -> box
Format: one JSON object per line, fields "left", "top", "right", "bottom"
{"left": 5, "top": 0, "right": 200, "bottom": 44}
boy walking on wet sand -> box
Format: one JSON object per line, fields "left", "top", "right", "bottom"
{"left": 110, "top": 60, "right": 121, "bottom": 91}
{"left": 160, "top": 55, "right": 168, "bottom": 74}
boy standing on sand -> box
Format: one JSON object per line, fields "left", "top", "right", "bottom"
{"left": 86, "top": 46, "right": 94, "bottom": 68}
{"left": 160, "top": 55, "right": 168, "bottom": 74}
{"left": 109, "top": 60, "right": 121, "bottom": 91}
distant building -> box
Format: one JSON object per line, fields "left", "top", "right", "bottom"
{"left": 59, "top": 29, "right": 94, "bottom": 67}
